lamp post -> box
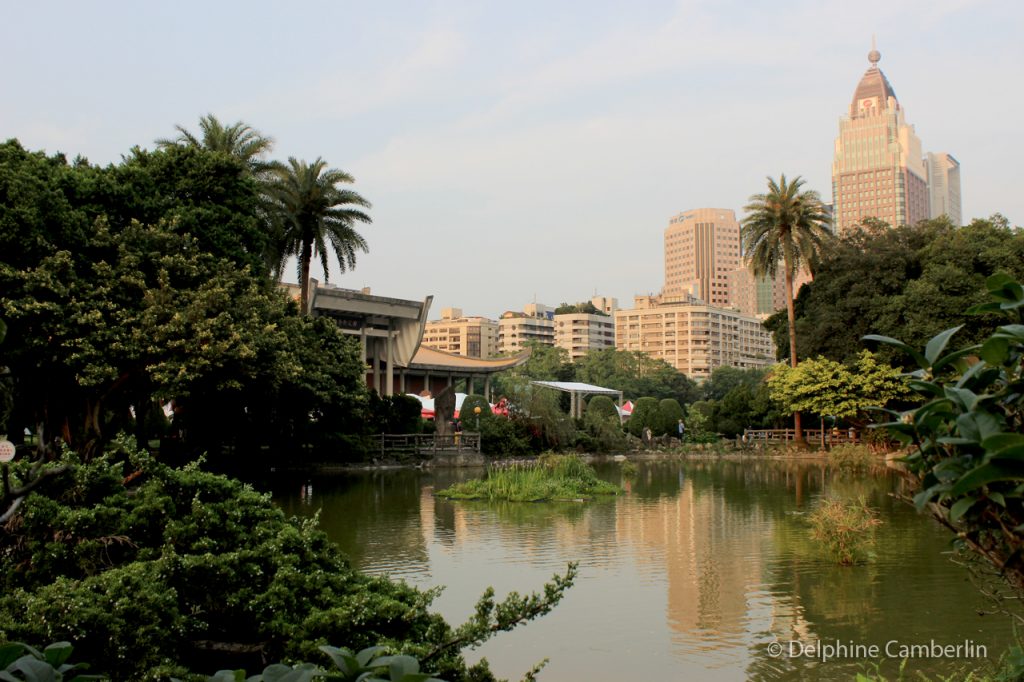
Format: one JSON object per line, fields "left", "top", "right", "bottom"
{"left": 473, "top": 405, "right": 481, "bottom": 431}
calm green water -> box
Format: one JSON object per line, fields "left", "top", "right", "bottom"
{"left": 272, "top": 459, "right": 1017, "bottom": 681}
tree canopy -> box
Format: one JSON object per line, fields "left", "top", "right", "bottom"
{"left": 767, "top": 215, "right": 1024, "bottom": 365}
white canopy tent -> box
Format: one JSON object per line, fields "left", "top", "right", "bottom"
{"left": 529, "top": 381, "right": 624, "bottom": 420}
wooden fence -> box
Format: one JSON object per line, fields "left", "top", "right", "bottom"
{"left": 380, "top": 433, "right": 481, "bottom": 457}
{"left": 742, "top": 428, "right": 859, "bottom": 445}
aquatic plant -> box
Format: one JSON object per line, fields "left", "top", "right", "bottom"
{"left": 807, "top": 496, "right": 882, "bottom": 565}
{"left": 436, "top": 455, "right": 620, "bottom": 502}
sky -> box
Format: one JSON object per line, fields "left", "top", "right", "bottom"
{"left": 3, "top": 0, "right": 1021, "bottom": 319}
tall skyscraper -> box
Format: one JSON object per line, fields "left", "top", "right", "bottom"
{"left": 832, "top": 45, "right": 929, "bottom": 234}
{"left": 926, "top": 152, "right": 962, "bottom": 225}
{"left": 663, "top": 208, "right": 741, "bottom": 306}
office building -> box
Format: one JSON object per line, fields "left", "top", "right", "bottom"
{"left": 832, "top": 45, "right": 929, "bottom": 234}
{"left": 926, "top": 152, "right": 962, "bottom": 226}
{"left": 663, "top": 208, "right": 742, "bottom": 306}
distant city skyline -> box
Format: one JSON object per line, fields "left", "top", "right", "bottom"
{"left": 3, "top": 1, "right": 1020, "bottom": 318}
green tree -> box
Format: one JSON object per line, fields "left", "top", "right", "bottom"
{"left": 702, "top": 366, "right": 767, "bottom": 401}
{"left": 765, "top": 350, "right": 909, "bottom": 426}
{"left": 741, "top": 174, "right": 833, "bottom": 442}
{"left": 268, "top": 158, "right": 372, "bottom": 313}
{"left": 766, "top": 216, "right": 1024, "bottom": 365}
{"left": 156, "top": 113, "right": 279, "bottom": 179}
{"left": 574, "top": 348, "right": 699, "bottom": 403}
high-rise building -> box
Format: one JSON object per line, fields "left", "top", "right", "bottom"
{"left": 663, "top": 208, "right": 742, "bottom": 305}
{"left": 727, "top": 268, "right": 787, "bottom": 319}
{"left": 422, "top": 307, "right": 499, "bottom": 358}
{"left": 614, "top": 294, "right": 775, "bottom": 382}
{"left": 926, "top": 152, "right": 962, "bottom": 226}
{"left": 832, "top": 45, "right": 929, "bottom": 234}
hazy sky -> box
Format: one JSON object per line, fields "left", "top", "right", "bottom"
{"left": 3, "top": 1, "right": 1020, "bottom": 318}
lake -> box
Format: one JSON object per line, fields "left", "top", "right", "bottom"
{"left": 272, "top": 457, "right": 1016, "bottom": 681}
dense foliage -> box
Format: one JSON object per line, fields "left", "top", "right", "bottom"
{"left": 0, "top": 436, "right": 575, "bottom": 680}
{"left": 766, "top": 350, "right": 909, "bottom": 426}
{"left": 0, "top": 139, "right": 375, "bottom": 462}
{"left": 873, "top": 273, "right": 1024, "bottom": 587}
{"left": 767, "top": 216, "right": 1024, "bottom": 365}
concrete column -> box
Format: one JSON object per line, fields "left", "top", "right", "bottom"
{"left": 424, "top": 371, "right": 431, "bottom": 396}
{"left": 400, "top": 370, "right": 407, "bottom": 394}
{"left": 372, "top": 339, "right": 382, "bottom": 394}
{"left": 468, "top": 377, "right": 474, "bottom": 395}
{"left": 364, "top": 327, "right": 372, "bottom": 385}
{"left": 385, "top": 325, "right": 394, "bottom": 396}
{"left": 484, "top": 376, "right": 491, "bottom": 402}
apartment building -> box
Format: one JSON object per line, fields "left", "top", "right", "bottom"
{"left": 498, "top": 303, "right": 555, "bottom": 354}
{"left": 554, "top": 297, "right": 617, "bottom": 361}
{"left": 421, "top": 307, "right": 498, "bottom": 358}
{"left": 615, "top": 295, "right": 775, "bottom": 382}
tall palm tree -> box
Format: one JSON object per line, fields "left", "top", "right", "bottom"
{"left": 268, "top": 158, "right": 372, "bottom": 313}
{"left": 156, "top": 113, "right": 278, "bottom": 178}
{"left": 741, "top": 174, "right": 832, "bottom": 443}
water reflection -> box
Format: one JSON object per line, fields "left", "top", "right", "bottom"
{"left": 272, "top": 459, "right": 1014, "bottom": 681}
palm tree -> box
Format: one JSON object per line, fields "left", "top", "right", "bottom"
{"left": 741, "top": 174, "right": 832, "bottom": 443}
{"left": 268, "top": 158, "right": 372, "bottom": 313}
{"left": 156, "top": 113, "right": 278, "bottom": 178}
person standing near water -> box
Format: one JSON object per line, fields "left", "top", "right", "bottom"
{"left": 677, "top": 419, "right": 686, "bottom": 440}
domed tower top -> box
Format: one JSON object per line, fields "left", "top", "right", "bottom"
{"left": 850, "top": 38, "right": 897, "bottom": 118}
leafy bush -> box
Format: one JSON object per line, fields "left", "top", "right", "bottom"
{"left": 458, "top": 395, "right": 492, "bottom": 428}
{"left": 870, "top": 272, "right": 1024, "bottom": 586}
{"left": 478, "top": 416, "right": 530, "bottom": 457}
{"left": 625, "top": 397, "right": 659, "bottom": 438}
{"left": 808, "top": 497, "right": 882, "bottom": 565}
{"left": 655, "top": 399, "right": 684, "bottom": 437}
{"left": 367, "top": 393, "right": 423, "bottom": 435}
{"left": 583, "top": 396, "right": 617, "bottom": 430}
{"left": 0, "top": 435, "right": 573, "bottom": 681}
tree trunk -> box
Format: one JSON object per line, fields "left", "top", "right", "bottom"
{"left": 299, "top": 240, "right": 312, "bottom": 315}
{"left": 784, "top": 260, "right": 805, "bottom": 445}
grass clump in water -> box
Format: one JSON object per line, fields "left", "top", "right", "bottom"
{"left": 808, "top": 496, "right": 882, "bottom": 565}
{"left": 436, "top": 454, "right": 621, "bottom": 502}
{"left": 827, "top": 443, "right": 877, "bottom": 471}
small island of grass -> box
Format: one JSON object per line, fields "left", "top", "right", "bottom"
{"left": 436, "top": 454, "right": 621, "bottom": 502}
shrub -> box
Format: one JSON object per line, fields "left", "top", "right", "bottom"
{"left": 459, "top": 395, "right": 492, "bottom": 429}
{"left": 479, "top": 416, "right": 530, "bottom": 456}
{"left": 583, "top": 396, "right": 618, "bottom": 430}
{"left": 807, "top": 497, "right": 882, "bottom": 565}
{"left": 626, "top": 397, "right": 659, "bottom": 438}
{"left": 367, "top": 393, "right": 423, "bottom": 435}
{"left": 0, "top": 435, "right": 574, "bottom": 681}
{"left": 656, "top": 398, "right": 685, "bottom": 437}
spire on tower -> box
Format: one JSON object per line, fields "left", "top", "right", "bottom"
{"left": 868, "top": 36, "right": 880, "bottom": 67}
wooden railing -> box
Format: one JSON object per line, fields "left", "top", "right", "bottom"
{"left": 743, "top": 428, "right": 859, "bottom": 444}
{"left": 380, "top": 433, "right": 481, "bottom": 457}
